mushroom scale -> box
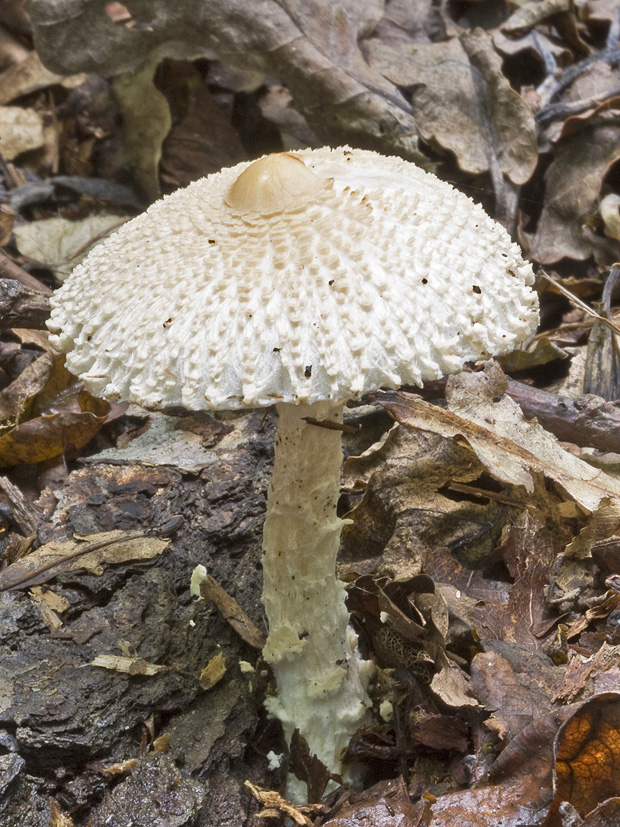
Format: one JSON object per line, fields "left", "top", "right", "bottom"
{"left": 48, "top": 147, "right": 538, "bottom": 410}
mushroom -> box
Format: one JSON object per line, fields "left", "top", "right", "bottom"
{"left": 47, "top": 147, "right": 539, "bottom": 798}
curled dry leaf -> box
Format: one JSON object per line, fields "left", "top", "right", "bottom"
{"left": 0, "top": 353, "right": 120, "bottom": 467}
{"left": 27, "top": 0, "right": 425, "bottom": 161}
{"left": 379, "top": 362, "right": 620, "bottom": 513}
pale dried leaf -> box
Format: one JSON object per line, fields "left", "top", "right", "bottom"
{"left": 0, "top": 50, "right": 87, "bottom": 105}
{"left": 13, "top": 213, "right": 127, "bottom": 281}
{"left": 0, "top": 106, "right": 44, "bottom": 160}
{"left": 199, "top": 652, "right": 227, "bottom": 690}
{"left": 430, "top": 658, "right": 480, "bottom": 708}
{"left": 90, "top": 654, "right": 167, "bottom": 676}
{"left": 0, "top": 530, "right": 169, "bottom": 591}
{"left": 502, "top": 0, "right": 571, "bottom": 34}
{"left": 112, "top": 56, "right": 172, "bottom": 201}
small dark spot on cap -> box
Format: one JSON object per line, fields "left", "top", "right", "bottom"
{"left": 304, "top": 365, "right": 312, "bottom": 378}
{"left": 328, "top": 279, "right": 335, "bottom": 286}
{"left": 163, "top": 318, "right": 172, "bottom": 328}
{"left": 273, "top": 347, "right": 281, "bottom": 352}
{"left": 422, "top": 278, "right": 428, "bottom": 285}
{"left": 472, "top": 285, "right": 481, "bottom": 294}
{"left": 208, "top": 239, "right": 216, "bottom": 244}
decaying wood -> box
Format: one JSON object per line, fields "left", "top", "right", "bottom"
{"left": 506, "top": 380, "right": 620, "bottom": 454}
{"left": 0, "top": 278, "right": 51, "bottom": 329}
{"left": 0, "top": 474, "right": 41, "bottom": 534}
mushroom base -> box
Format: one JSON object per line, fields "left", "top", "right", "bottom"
{"left": 261, "top": 401, "right": 373, "bottom": 800}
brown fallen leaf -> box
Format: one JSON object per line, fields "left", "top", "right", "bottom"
{"left": 0, "top": 351, "right": 123, "bottom": 467}
{"left": 0, "top": 350, "right": 54, "bottom": 422}
{"left": 28, "top": 0, "right": 425, "bottom": 162}
{"left": 427, "top": 706, "right": 575, "bottom": 825}
{"left": 367, "top": 30, "right": 537, "bottom": 186}
{"left": 158, "top": 60, "right": 246, "bottom": 188}
{"left": 323, "top": 795, "right": 430, "bottom": 826}
{"left": 290, "top": 728, "right": 332, "bottom": 804}
{"left": 554, "top": 693, "right": 620, "bottom": 817}
{"left": 528, "top": 120, "right": 620, "bottom": 264}
{"left": 0, "top": 529, "right": 169, "bottom": 591}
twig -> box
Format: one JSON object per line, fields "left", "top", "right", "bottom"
{"left": 0, "top": 249, "right": 52, "bottom": 295}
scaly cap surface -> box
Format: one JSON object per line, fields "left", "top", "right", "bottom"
{"left": 48, "top": 147, "right": 539, "bottom": 410}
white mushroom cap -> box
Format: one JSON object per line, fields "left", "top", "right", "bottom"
{"left": 47, "top": 147, "right": 539, "bottom": 410}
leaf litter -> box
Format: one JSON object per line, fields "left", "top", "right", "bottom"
{"left": 4, "top": 0, "right": 620, "bottom": 824}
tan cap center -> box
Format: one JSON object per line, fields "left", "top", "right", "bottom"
{"left": 225, "top": 153, "right": 327, "bottom": 215}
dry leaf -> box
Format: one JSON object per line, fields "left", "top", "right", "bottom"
{"left": 529, "top": 122, "right": 620, "bottom": 263}
{"left": 13, "top": 213, "right": 126, "bottom": 282}
{"left": 244, "top": 781, "right": 313, "bottom": 826}
{"left": 426, "top": 707, "right": 575, "bottom": 825}
{"left": 27, "top": 0, "right": 424, "bottom": 162}
{"left": 0, "top": 50, "right": 86, "bottom": 105}
{"left": 111, "top": 55, "right": 173, "bottom": 201}
{"left": 367, "top": 30, "right": 537, "bottom": 184}
{"left": 0, "top": 529, "right": 169, "bottom": 591}
{"left": 502, "top": 0, "right": 571, "bottom": 34}
{"left": 379, "top": 362, "right": 620, "bottom": 512}
{"left": 199, "top": 652, "right": 226, "bottom": 690}
{"left": 90, "top": 654, "right": 168, "bottom": 676}
{"left": 430, "top": 657, "right": 480, "bottom": 709}
{"left": 50, "top": 799, "right": 74, "bottom": 827}
{"left": 0, "top": 106, "right": 44, "bottom": 159}
{"left": 555, "top": 693, "right": 620, "bottom": 817}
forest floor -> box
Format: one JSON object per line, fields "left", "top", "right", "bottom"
{"left": 2, "top": 0, "right": 620, "bottom": 825}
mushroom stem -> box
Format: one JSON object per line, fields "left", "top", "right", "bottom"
{"left": 261, "top": 400, "right": 373, "bottom": 798}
